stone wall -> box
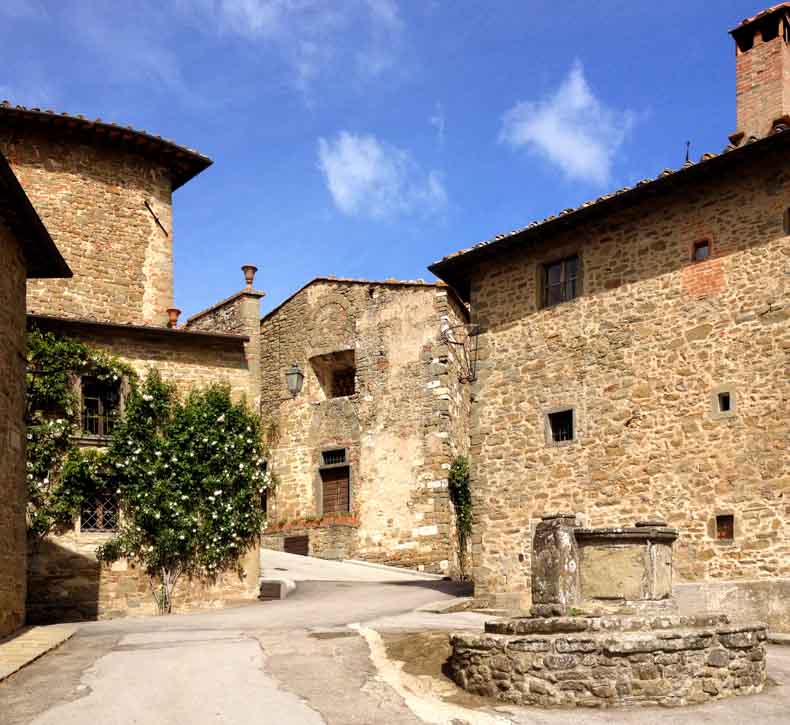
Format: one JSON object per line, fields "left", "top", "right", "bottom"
{"left": 27, "top": 533, "right": 259, "bottom": 623}
{"left": 185, "top": 286, "right": 264, "bottom": 409}
{"left": 466, "top": 149, "right": 790, "bottom": 623}
{"left": 0, "top": 128, "right": 174, "bottom": 326}
{"left": 259, "top": 280, "right": 470, "bottom": 574}
{"left": 0, "top": 223, "right": 28, "bottom": 638}
{"left": 449, "top": 617, "right": 767, "bottom": 708}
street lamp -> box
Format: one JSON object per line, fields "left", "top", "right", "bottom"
{"left": 285, "top": 363, "right": 304, "bottom": 397}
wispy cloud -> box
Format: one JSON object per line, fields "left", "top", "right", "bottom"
{"left": 188, "top": 0, "right": 404, "bottom": 98}
{"left": 429, "top": 101, "right": 445, "bottom": 147}
{"left": 499, "top": 61, "right": 637, "bottom": 186}
{"left": 317, "top": 131, "right": 447, "bottom": 219}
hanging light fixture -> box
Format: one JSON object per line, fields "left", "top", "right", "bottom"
{"left": 285, "top": 363, "right": 304, "bottom": 397}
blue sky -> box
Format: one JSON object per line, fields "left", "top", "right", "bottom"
{"left": 0, "top": 1, "right": 764, "bottom": 317}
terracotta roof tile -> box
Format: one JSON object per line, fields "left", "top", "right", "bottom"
{"left": 429, "top": 125, "right": 790, "bottom": 279}
{"left": 731, "top": 3, "right": 790, "bottom": 32}
{"left": 0, "top": 102, "right": 212, "bottom": 190}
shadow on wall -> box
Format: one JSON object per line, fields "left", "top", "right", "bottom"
{"left": 26, "top": 538, "right": 101, "bottom": 624}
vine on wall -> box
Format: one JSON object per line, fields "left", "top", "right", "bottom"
{"left": 448, "top": 456, "right": 472, "bottom": 578}
{"left": 25, "top": 328, "right": 134, "bottom": 538}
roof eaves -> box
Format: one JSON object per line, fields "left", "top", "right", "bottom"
{"left": 0, "top": 102, "right": 213, "bottom": 190}
{"left": 0, "top": 151, "right": 71, "bottom": 278}
{"left": 429, "top": 127, "right": 790, "bottom": 298}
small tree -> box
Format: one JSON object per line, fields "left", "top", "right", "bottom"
{"left": 96, "top": 370, "right": 270, "bottom": 614}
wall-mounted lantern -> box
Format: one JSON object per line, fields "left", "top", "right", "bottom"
{"left": 286, "top": 363, "right": 304, "bottom": 397}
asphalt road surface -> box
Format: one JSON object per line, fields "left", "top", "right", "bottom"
{"left": 1, "top": 579, "right": 788, "bottom": 725}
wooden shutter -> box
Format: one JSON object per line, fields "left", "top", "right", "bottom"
{"left": 321, "top": 466, "right": 350, "bottom": 514}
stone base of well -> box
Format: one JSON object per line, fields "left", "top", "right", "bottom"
{"left": 448, "top": 614, "right": 767, "bottom": 708}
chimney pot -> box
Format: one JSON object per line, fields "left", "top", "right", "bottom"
{"left": 241, "top": 264, "right": 258, "bottom": 288}
{"left": 167, "top": 308, "right": 181, "bottom": 328}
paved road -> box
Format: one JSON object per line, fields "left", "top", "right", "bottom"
{"left": 1, "top": 580, "right": 788, "bottom": 725}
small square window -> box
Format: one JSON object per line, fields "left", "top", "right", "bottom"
{"left": 692, "top": 241, "right": 710, "bottom": 262}
{"left": 547, "top": 409, "right": 574, "bottom": 443}
{"left": 322, "top": 448, "right": 346, "bottom": 466}
{"left": 716, "top": 514, "right": 734, "bottom": 541}
{"left": 711, "top": 386, "right": 736, "bottom": 418}
{"left": 542, "top": 255, "right": 580, "bottom": 308}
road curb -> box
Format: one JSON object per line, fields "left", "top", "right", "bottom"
{"left": 0, "top": 623, "right": 78, "bottom": 682}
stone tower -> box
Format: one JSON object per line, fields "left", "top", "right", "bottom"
{"left": 0, "top": 103, "right": 211, "bottom": 326}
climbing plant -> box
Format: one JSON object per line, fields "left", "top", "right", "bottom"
{"left": 448, "top": 455, "right": 472, "bottom": 578}
{"left": 25, "top": 328, "right": 134, "bottom": 538}
{"left": 95, "top": 369, "right": 272, "bottom": 614}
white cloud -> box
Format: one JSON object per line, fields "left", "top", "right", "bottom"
{"left": 500, "top": 61, "right": 636, "bottom": 186}
{"left": 429, "top": 101, "right": 445, "bottom": 147}
{"left": 317, "top": 131, "right": 447, "bottom": 219}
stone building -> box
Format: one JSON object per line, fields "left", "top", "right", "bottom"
{"left": 0, "top": 103, "right": 265, "bottom": 621}
{"left": 0, "top": 151, "right": 70, "bottom": 638}
{"left": 429, "top": 6, "right": 790, "bottom": 630}
{"left": 259, "top": 277, "right": 471, "bottom": 574}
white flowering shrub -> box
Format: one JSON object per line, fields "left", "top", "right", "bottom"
{"left": 96, "top": 369, "right": 270, "bottom": 614}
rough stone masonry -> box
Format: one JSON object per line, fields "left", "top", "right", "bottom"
{"left": 429, "top": 5, "right": 790, "bottom": 630}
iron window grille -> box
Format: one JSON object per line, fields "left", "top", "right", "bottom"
{"left": 542, "top": 255, "right": 580, "bottom": 308}
{"left": 81, "top": 491, "right": 119, "bottom": 532}
{"left": 322, "top": 449, "right": 347, "bottom": 466}
{"left": 715, "top": 514, "right": 734, "bottom": 541}
{"left": 81, "top": 376, "right": 121, "bottom": 436}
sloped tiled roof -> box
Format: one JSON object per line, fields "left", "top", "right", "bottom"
{"left": 429, "top": 125, "right": 790, "bottom": 300}
{"left": 730, "top": 2, "right": 790, "bottom": 33}
{"left": 0, "top": 102, "right": 212, "bottom": 190}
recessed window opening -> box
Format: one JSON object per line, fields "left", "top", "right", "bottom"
{"left": 81, "top": 491, "right": 119, "bottom": 532}
{"left": 542, "top": 255, "right": 580, "bottom": 308}
{"left": 718, "top": 392, "right": 732, "bottom": 413}
{"left": 548, "top": 409, "right": 574, "bottom": 443}
{"left": 310, "top": 350, "right": 356, "bottom": 399}
{"left": 716, "top": 514, "right": 734, "bottom": 541}
{"left": 783, "top": 208, "right": 790, "bottom": 234}
{"left": 322, "top": 448, "right": 347, "bottom": 466}
{"left": 735, "top": 30, "right": 754, "bottom": 54}
{"left": 692, "top": 240, "right": 710, "bottom": 262}
{"left": 761, "top": 20, "right": 779, "bottom": 43}
{"left": 81, "top": 376, "right": 121, "bottom": 436}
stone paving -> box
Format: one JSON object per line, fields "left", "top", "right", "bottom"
{"left": 0, "top": 625, "right": 78, "bottom": 682}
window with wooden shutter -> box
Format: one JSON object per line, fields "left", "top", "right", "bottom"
{"left": 320, "top": 466, "right": 350, "bottom": 514}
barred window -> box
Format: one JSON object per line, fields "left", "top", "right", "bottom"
{"left": 81, "top": 376, "right": 121, "bottom": 436}
{"left": 81, "top": 491, "right": 119, "bottom": 532}
{"left": 322, "top": 449, "right": 347, "bottom": 466}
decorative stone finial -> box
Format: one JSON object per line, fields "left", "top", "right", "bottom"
{"left": 166, "top": 308, "right": 181, "bottom": 328}
{"left": 241, "top": 264, "right": 258, "bottom": 289}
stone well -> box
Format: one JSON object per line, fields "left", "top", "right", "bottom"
{"left": 448, "top": 514, "right": 768, "bottom": 708}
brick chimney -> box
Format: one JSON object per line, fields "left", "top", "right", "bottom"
{"left": 730, "top": 4, "right": 790, "bottom": 145}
